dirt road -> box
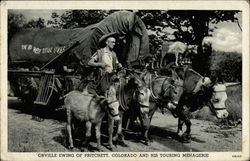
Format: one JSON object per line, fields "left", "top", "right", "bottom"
{"left": 8, "top": 98, "right": 242, "bottom": 152}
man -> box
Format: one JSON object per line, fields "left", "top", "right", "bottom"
{"left": 87, "top": 33, "right": 122, "bottom": 96}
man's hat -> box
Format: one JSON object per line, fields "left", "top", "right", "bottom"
{"left": 99, "top": 32, "right": 120, "bottom": 47}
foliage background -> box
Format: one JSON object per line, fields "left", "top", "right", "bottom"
{"left": 8, "top": 10, "right": 242, "bottom": 82}
{"left": 8, "top": 10, "right": 243, "bottom": 122}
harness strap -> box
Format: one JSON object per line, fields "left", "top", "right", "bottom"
{"left": 110, "top": 113, "right": 119, "bottom": 117}
{"left": 105, "top": 104, "right": 120, "bottom": 118}
{"left": 119, "top": 78, "right": 129, "bottom": 111}
{"left": 213, "top": 107, "right": 227, "bottom": 111}
{"left": 107, "top": 100, "right": 119, "bottom": 105}
{"left": 213, "top": 90, "right": 226, "bottom": 93}
{"left": 149, "top": 74, "right": 159, "bottom": 101}
{"left": 149, "top": 73, "right": 174, "bottom": 104}
{"left": 207, "top": 100, "right": 227, "bottom": 119}
{"left": 192, "top": 77, "right": 203, "bottom": 94}
{"left": 102, "top": 97, "right": 119, "bottom": 117}
{"left": 140, "top": 104, "right": 150, "bottom": 108}
{"left": 161, "top": 78, "right": 173, "bottom": 96}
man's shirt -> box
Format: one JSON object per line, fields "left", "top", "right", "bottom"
{"left": 91, "top": 48, "right": 119, "bottom": 73}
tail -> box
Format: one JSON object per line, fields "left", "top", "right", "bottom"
{"left": 59, "top": 91, "right": 76, "bottom": 100}
{"left": 55, "top": 105, "right": 66, "bottom": 111}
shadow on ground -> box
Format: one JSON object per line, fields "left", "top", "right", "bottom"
{"left": 8, "top": 98, "right": 66, "bottom": 122}
{"left": 9, "top": 98, "right": 203, "bottom": 152}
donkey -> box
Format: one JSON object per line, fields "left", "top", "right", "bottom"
{"left": 171, "top": 68, "right": 231, "bottom": 142}
{"left": 64, "top": 84, "right": 120, "bottom": 151}
{"left": 139, "top": 71, "right": 183, "bottom": 143}
{"left": 112, "top": 71, "right": 151, "bottom": 147}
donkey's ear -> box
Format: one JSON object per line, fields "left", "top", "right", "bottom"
{"left": 95, "top": 95, "right": 105, "bottom": 101}
{"left": 202, "top": 77, "right": 212, "bottom": 87}
{"left": 224, "top": 82, "right": 241, "bottom": 87}
{"left": 98, "top": 96, "right": 107, "bottom": 106}
{"left": 171, "top": 70, "right": 178, "bottom": 80}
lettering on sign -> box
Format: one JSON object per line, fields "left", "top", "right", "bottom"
{"left": 21, "top": 44, "right": 67, "bottom": 55}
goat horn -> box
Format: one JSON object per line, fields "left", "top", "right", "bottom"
{"left": 224, "top": 82, "right": 241, "bottom": 87}
{"left": 96, "top": 96, "right": 106, "bottom": 99}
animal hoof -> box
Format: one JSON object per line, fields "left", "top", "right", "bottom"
{"left": 181, "top": 139, "right": 191, "bottom": 143}
{"left": 144, "top": 140, "right": 150, "bottom": 146}
{"left": 186, "top": 134, "right": 191, "bottom": 139}
{"left": 118, "top": 140, "right": 128, "bottom": 147}
{"left": 113, "top": 140, "right": 118, "bottom": 147}
{"left": 181, "top": 135, "right": 191, "bottom": 143}
{"left": 96, "top": 147, "right": 103, "bottom": 152}
{"left": 109, "top": 147, "right": 114, "bottom": 151}
{"left": 170, "top": 110, "right": 178, "bottom": 118}
{"left": 68, "top": 146, "right": 74, "bottom": 150}
{"left": 183, "top": 133, "right": 191, "bottom": 139}
{"left": 149, "top": 136, "right": 154, "bottom": 142}
{"left": 80, "top": 147, "right": 87, "bottom": 152}
{"left": 118, "top": 134, "right": 124, "bottom": 140}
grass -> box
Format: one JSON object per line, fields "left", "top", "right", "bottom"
{"left": 185, "top": 50, "right": 242, "bottom": 122}
{"left": 225, "top": 85, "right": 242, "bottom": 121}
{"left": 192, "top": 85, "right": 242, "bottom": 123}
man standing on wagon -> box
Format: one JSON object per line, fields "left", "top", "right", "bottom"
{"left": 87, "top": 32, "right": 122, "bottom": 96}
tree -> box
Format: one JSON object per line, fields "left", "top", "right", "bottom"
{"left": 136, "top": 10, "right": 170, "bottom": 54}
{"left": 8, "top": 12, "right": 46, "bottom": 63}
{"left": 8, "top": 12, "right": 46, "bottom": 41}
{"left": 48, "top": 10, "right": 126, "bottom": 29}
{"left": 8, "top": 12, "right": 27, "bottom": 42}
{"left": 47, "top": 10, "right": 240, "bottom": 75}
{"left": 210, "top": 51, "right": 242, "bottom": 82}
{"left": 136, "top": 10, "right": 240, "bottom": 75}
{"left": 137, "top": 10, "right": 239, "bottom": 46}
{"left": 25, "top": 18, "right": 46, "bottom": 29}
{"left": 47, "top": 12, "right": 61, "bottom": 28}
{"left": 175, "top": 10, "right": 239, "bottom": 76}
{"left": 48, "top": 10, "right": 115, "bottom": 29}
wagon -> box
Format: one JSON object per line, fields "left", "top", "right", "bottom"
{"left": 8, "top": 11, "right": 150, "bottom": 108}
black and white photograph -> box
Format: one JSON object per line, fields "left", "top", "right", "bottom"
{"left": 1, "top": 1, "right": 249, "bottom": 161}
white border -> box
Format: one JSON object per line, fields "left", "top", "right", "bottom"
{"left": 1, "top": 1, "right": 249, "bottom": 161}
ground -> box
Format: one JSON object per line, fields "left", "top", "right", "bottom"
{"left": 8, "top": 97, "right": 242, "bottom": 152}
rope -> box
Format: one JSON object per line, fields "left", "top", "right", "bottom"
{"left": 149, "top": 73, "right": 173, "bottom": 102}
{"left": 149, "top": 73, "right": 159, "bottom": 101}
{"left": 118, "top": 78, "right": 128, "bottom": 111}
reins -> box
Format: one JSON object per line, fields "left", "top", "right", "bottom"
{"left": 118, "top": 70, "right": 149, "bottom": 111}
{"left": 149, "top": 74, "right": 159, "bottom": 101}
{"left": 213, "top": 90, "right": 226, "bottom": 93}
{"left": 105, "top": 101, "right": 119, "bottom": 117}
{"left": 107, "top": 100, "right": 119, "bottom": 105}
{"left": 118, "top": 78, "right": 128, "bottom": 111}
{"left": 105, "top": 98, "right": 120, "bottom": 118}
{"left": 207, "top": 100, "right": 227, "bottom": 119}
{"left": 149, "top": 73, "right": 177, "bottom": 104}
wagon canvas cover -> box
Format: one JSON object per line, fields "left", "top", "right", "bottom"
{"left": 9, "top": 11, "right": 150, "bottom": 66}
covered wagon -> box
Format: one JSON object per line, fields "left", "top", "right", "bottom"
{"left": 8, "top": 11, "right": 150, "bottom": 107}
